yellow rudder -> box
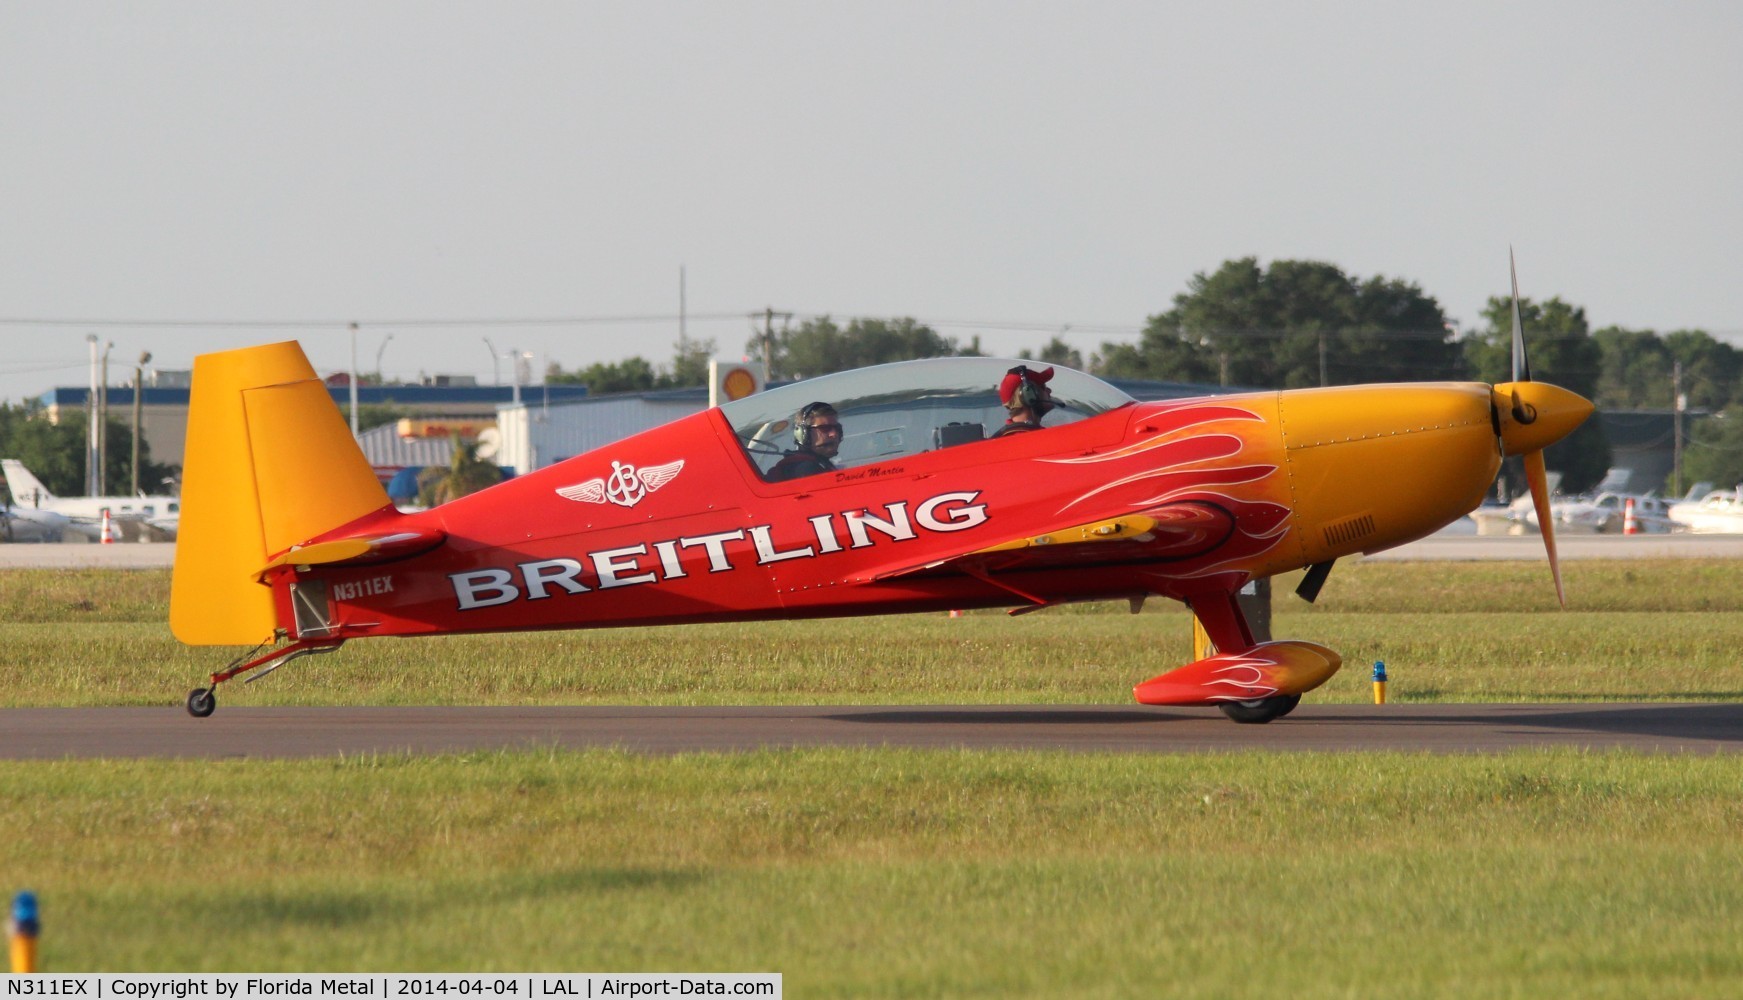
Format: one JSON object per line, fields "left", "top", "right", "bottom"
{"left": 169, "top": 341, "right": 391, "bottom": 645}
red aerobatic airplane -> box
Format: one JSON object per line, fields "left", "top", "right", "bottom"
{"left": 172, "top": 264, "right": 1591, "bottom": 723}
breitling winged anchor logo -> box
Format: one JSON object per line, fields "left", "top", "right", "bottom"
{"left": 554, "top": 458, "right": 685, "bottom": 508}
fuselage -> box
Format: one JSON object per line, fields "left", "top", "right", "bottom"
{"left": 275, "top": 381, "right": 1505, "bottom": 642}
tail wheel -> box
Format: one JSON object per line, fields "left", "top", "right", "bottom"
{"left": 1218, "top": 694, "right": 1300, "bottom": 724}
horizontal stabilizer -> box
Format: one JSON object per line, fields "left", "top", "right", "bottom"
{"left": 1134, "top": 640, "right": 1342, "bottom": 706}
{"left": 257, "top": 527, "right": 447, "bottom": 578}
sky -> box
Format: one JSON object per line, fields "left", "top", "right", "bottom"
{"left": 3, "top": 1, "right": 1740, "bottom": 403}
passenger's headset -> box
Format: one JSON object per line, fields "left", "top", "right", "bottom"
{"left": 1006, "top": 366, "right": 1044, "bottom": 413}
{"left": 793, "top": 401, "right": 835, "bottom": 448}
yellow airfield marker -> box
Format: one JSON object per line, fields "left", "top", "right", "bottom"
{"left": 9, "top": 891, "right": 39, "bottom": 973}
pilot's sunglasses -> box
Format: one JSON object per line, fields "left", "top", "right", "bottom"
{"left": 809, "top": 422, "right": 844, "bottom": 435}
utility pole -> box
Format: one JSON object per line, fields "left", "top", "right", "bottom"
{"left": 763, "top": 307, "right": 774, "bottom": 381}
{"left": 1673, "top": 360, "right": 1685, "bottom": 498}
{"left": 132, "top": 351, "right": 151, "bottom": 496}
{"left": 678, "top": 265, "right": 687, "bottom": 355}
{"left": 375, "top": 334, "right": 394, "bottom": 382}
{"left": 1318, "top": 330, "right": 1328, "bottom": 387}
{"left": 759, "top": 307, "right": 792, "bottom": 382}
{"left": 98, "top": 341, "right": 114, "bottom": 495}
{"left": 348, "top": 322, "right": 360, "bottom": 438}
{"left": 86, "top": 334, "right": 99, "bottom": 496}
{"left": 511, "top": 349, "right": 529, "bottom": 405}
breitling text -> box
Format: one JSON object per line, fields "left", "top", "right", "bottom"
{"left": 447, "top": 490, "right": 988, "bottom": 611}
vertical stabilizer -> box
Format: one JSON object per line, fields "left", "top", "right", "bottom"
{"left": 0, "top": 460, "right": 57, "bottom": 505}
{"left": 170, "top": 342, "right": 390, "bottom": 645}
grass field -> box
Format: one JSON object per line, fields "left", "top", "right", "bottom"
{"left": 2, "top": 561, "right": 1740, "bottom": 992}
{"left": 2, "top": 749, "right": 1740, "bottom": 995}
{"left": 2, "top": 562, "right": 1740, "bottom": 707}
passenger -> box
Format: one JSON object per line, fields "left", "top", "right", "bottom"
{"left": 991, "top": 365, "right": 1055, "bottom": 438}
{"left": 767, "top": 401, "right": 843, "bottom": 481}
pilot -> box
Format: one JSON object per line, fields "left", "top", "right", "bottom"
{"left": 991, "top": 365, "right": 1055, "bottom": 438}
{"left": 767, "top": 401, "right": 843, "bottom": 481}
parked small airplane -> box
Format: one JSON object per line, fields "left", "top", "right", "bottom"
{"left": 172, "top": 259, "right": 1591, "bottom": 722}
{"left": 0, "top": 460, "right": 180, "bottom": 541}
{"left": 1, "top": 503, "right": 71, "bottom": 543}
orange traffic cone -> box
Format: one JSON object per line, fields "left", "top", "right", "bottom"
{"left": 1623, "top": 498, "right": 1638, "bottom": 535}
{"left": 99, "top": 507, "right": 114, "bottom": 544}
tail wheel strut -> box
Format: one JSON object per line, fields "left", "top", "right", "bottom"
{"left": 185, "top": 638, "right": 345, "bottom": 718}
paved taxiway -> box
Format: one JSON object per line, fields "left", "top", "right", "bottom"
{"left": 3, "top": 704, "right": 1740, "bottom": 758}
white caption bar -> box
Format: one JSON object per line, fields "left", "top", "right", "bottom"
{"left": 0, "top": 976, "right": 779, "bottom": 1000}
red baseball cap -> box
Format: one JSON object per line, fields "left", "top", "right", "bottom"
{"left": 999, "top": 365, "right": 1055, "bottom": 406}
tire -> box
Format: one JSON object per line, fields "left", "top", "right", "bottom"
{"left": 186, "top": 688, "right": 216, "bottom": 718}
{"left": 1218, "top": 694, "right": 1300, "bottom": 724}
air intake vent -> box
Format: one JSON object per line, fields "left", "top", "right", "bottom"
{"left": 1324, "top": 514, "right": 1376, "bottom": 547}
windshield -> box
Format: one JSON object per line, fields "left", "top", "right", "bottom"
{"left": 721, "top": 357, "right": 1135, "bottom": 479}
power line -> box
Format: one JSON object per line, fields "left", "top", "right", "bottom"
{"left": 0, "top": 312, "right": 1149, "bottom": 339}
{"left": 920, "top": 318, "right": 1142, "bottom": 336}
{"left": 0, "top": 360, "right": 92, "bottom": 376}
{"left": 0, "top": 313, "right": 751, "bottom": 330}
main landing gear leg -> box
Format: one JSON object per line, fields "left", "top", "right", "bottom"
{"left": 185, "top": 638, "right": 345, "bottom": 718}
{"left": 1185, "top": 589, "right": 1300, "bottom": 724}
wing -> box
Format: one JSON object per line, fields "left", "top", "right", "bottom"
{"left": 639, "top": 459, "right": 685, "bottom": 493}
{"left": 869, "top": 501, "right": 1236, "bottom": 583}
{"left": 554, "top": 478, "right": 607, "bottom": 503}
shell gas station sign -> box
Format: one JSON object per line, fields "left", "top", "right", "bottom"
{"left": 709, "top": 360, "right": 766, "bottom": 407}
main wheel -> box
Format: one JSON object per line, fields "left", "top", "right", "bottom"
{"left": 1218, "top": 694, "right": 1300, "bottom": 724}
{"left": 186, "top": 687, "right": 216, "bottom": 718}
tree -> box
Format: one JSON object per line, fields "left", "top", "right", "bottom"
{"left": 545, "top": 338, "right": 720, "bottom": 394}
{"left": 416, "top": 440, "right": 503, "bottom": 507}
{"left": 1465, "top": 296, "right": 1610, "bottom": 494}
{"left": 1682, "top": 411, "right": 1743, "bottom": 491}
{"left": 0, "top": 404, "right": 175, "bottom": 499}
{"left": 1663, "top": 330, "right": 1743, "bottom": 411}
{"left": 667, "top": 338, "right": 718, "bottom": 388}
{"left": 1341, "top": 275, "right": 1465, "bottom": 383}
{"left": 1095, "top": 323, "right": 1218, "bottom": 383}
{"left": 1023, "top": 336, "right": 1083, "bottom": 370}
{"left": 1592, "top": 326, "right": 1674, "bottom": 409}
{"left": 0, "top": 403, "right": 81, "bottom": 499}
{"left": 753, "top": 317, "right": 975, "bottom": 380}
{"left": 546, "top": 357, "right": 660, "bottom": 393}
{"left": 1576, "top": 326, "right": 1740, "bottom": 413}
{"left": 1096, "top": 258, "right": 1459, "bottom": 387}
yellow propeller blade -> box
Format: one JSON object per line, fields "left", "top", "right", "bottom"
{"left": 1523, "top": 449, "right": 1565, "bottom": 608}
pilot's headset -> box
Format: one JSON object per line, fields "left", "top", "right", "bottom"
{"left": 793, "top": 401, "right": 836, "bottom": 448}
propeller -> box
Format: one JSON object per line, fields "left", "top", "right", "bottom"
{"left": 1492, "top": 250, "right": 1592, "bottom": 607}
{"left": 1510, "top": 249, "right": 1531, "bottom": 384}
{"left": 1523, "top": 448, "right": 1563, "bottom": 605}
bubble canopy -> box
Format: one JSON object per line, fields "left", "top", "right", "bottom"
{"left": 720, "top": 357, "right": 1136, "bottom": 477}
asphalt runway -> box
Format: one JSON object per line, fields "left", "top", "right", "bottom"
{"left": 3, "top": 703, "right": 1740, "bottom": 759}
